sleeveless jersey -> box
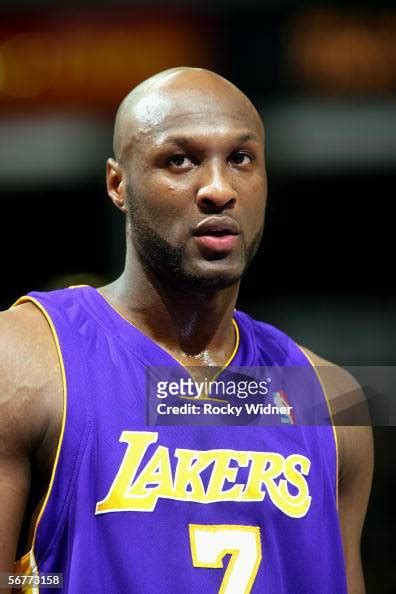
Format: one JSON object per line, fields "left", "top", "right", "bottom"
{"left": 14, "top": 286, "right": 347, "bottom": 594}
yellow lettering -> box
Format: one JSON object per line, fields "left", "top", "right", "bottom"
{"left": 95, "top": 432, "right": 312, "bottom": 518}
{"left": 173, "top": 450, "right": 213, "bottom": 501}
{"left": 205, "top": 451, "right": 249, "bottom": 501}
{"left": 126, "top": 445, "right": 174, "bottom": 511}
{"left": 242, "top": 453, "right": 284, "bottom": 504}
{"left": 278, "top": 454, "right": 312, "bottom": 517}
{"left": 95, "top": 431, "right": 158, "bottom": 513}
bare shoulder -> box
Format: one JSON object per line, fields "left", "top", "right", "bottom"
{"left": 0, "top": 301, "right": 63, "bottom": 455}
{"left": 299, "top": 345, "right": 373, "bottom": 492}
{"left": 299, "top": 346, "right": 366, "bottom": 415}
{"left": 299, "top": 347, "right": 373, "bottom": 593}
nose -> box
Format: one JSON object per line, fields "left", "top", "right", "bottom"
{"left": 196, "top": 162, "right": 237, "bottom": 212}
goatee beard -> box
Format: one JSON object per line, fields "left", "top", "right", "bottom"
{"left": 127, "top": 194, "right": 263, "bottom": 293}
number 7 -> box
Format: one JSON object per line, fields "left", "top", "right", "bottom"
{"left": 189, "top": 524, "right": 262, "bottom": 594}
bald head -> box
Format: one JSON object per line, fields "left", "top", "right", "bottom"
{"left": 113, "top": 67, "right": 264, "bottom": 163}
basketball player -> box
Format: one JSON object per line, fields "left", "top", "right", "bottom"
{"left": 0, "top": 68, "right": 373, "bottom": 593}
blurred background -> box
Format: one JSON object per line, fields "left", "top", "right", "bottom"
{"left": 0, "top": 0, "right": 394, "bottom": 590}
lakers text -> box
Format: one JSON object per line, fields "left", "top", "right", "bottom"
{"left": 95, "top": 431, "right": 311, "bottom": 518}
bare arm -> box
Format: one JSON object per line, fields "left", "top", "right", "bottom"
{"left": 0, "top": 303, "right": 62, "bottom": 587}
{"left": 337, "top": 424, "right": 373, "bottom": 594}
{"left": 301, "top": 347, "right": 374, "bottom": 594}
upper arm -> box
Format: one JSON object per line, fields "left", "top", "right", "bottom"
{"left": 0, "top": 303, "right": 61, "bottom": 575}
{"left": 337, "top": 424, "right": 373, "bottom": 594}
{"left": 300, "top": 346, "right": 373, "bottom": 594}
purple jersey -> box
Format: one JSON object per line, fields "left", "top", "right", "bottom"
{"left": 14, "top": 286, "right": 347, "bottom": 593}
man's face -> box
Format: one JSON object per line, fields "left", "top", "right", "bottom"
{"left": 123, "top": 88, "right": 267, "bottom": 292}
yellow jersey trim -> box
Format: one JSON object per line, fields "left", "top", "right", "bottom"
{"left": 204, "top": 318, "right": 240, "bottom": 389}
{"left": 225, "top": 318, "right": 240, "bottom": 367}
{"left": 11, "top": 296, "right": 68, "bottom": 588}
{"left": 297, "top": 345, "right": 339, "bottom": 510}
{"left": 13, "top": 549, "right": 39, "bottom": 594}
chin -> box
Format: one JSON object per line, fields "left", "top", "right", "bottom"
{"left": 176, "top": 261, "right": 245, "bottom": 293}
{"left": 180, "top": 276, "right": 240, "bottom": 294}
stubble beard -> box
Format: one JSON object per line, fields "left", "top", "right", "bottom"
{"left": 126, "top": 188, "right": 264, "bottom": 294}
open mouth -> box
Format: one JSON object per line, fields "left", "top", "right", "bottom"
{"left": 193, "top": 216, "right": 240, "bottom": 238}
{"left": 193, "top": 216, "right": 240, "bottom": 253}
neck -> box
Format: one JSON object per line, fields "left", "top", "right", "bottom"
{"left": 99, "top": 253, "right": 240, "bottom": 367}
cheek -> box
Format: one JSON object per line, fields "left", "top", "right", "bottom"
{"left": 144, "top": 176, "right": 193, "bottom": 219}
{"left": 127, "top": 174, "right": 193, "bottom": 238}
{"left": 241, "top": 177, "right": 267, "bottom": 224}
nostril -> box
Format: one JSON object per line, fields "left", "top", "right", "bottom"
{"left": 197, "top": 196, "right": 236, "bottom": 214}
{"left": 200, "top": 197, "right": 216, "bottom": 207}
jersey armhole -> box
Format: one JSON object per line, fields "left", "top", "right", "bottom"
{"left": 296, "top": 344, "right": 339, "bottom": 510}
{"left": 11, "top": 296, "right": 67, "bottom": 583}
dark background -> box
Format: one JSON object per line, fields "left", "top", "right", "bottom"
{"left": 0, "top": 1, "right": 394, "bottom": 591}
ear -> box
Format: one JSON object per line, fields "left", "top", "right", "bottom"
{"left": 106, "top": 158, "right": 127, "bottom": 213}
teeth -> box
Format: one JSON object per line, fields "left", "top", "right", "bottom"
{"left": 207, "top": 229, "right": 229, "bottom": 236}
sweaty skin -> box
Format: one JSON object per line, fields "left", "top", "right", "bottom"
{"left": 0, "top": 68, "right": 373, "bottom": 594}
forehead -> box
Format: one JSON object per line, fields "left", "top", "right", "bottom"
{"left": 130, "top": 87, "right": 263, "bottom": 143}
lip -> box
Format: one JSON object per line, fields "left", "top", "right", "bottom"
{"left": 193, "top": 216, "right": 240, "bottom": 237}
{"left": 192, "top": 216, "right": 240, "bottom": 254}
{"left": 194, "top": 234, "right": 239, "bottom": 252}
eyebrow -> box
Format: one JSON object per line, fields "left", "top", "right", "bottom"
{"left": 159, "top": 132, "right": 260, "bottom": 146}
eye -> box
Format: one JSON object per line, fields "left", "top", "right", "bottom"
{"left": 229, "top": 152, "right": 253, "bottom": 166}
{"left": 167, "top": 154, "right": 195, "bottom": 169}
